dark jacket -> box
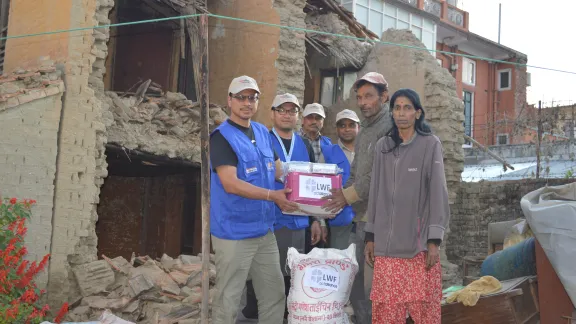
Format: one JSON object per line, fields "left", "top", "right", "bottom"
{"left": 364, "top": 133, "right": 450, "bottom": 258}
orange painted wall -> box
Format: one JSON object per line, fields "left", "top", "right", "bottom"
{"left": 436, "top": 43, "right": 522, "bottom": 146}
{"left": 207, "top": 1, "right": 281, "bottom": 126}
{"left": 4, "top": 0, "right": 73, "bottom": 72}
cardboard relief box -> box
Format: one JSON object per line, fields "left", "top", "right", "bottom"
{"left": 282, "top": 162, "right": 343, "bottom": 217}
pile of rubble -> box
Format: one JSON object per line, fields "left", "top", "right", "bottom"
{"left": 105, "top": 87, "right": 228, "bottom": 162}
{"left": 65, "top": 253, "right": 216, "bottom": 324}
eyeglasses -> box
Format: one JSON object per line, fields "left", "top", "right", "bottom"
{"left": 273, "top": 107, "right": 299, "bottom": 116}
{"left": 231, "top": 94, "right": 259, "bottom": 103}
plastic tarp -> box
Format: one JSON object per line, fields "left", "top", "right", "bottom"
{"left": 520, "top": 182, "right": 576, "bottom": 307}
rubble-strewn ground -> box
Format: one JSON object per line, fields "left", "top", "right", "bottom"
{"left": 106, "top": 90, "right": 228, "bottom": 162}
{"left": 66, "top": 253, "right": 216, "bottom": 323}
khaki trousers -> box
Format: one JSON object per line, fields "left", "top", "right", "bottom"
{"left": 211, "top": 231, "right": 286, "bottom": 324}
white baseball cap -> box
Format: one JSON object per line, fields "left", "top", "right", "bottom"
{"left": 272, "top": 93, "right": 301, "bottom": 109}
{"left": 336, "top": 109, "right": 360, "bottom": 123}
{"left": 228, "top": 75, "right": 260, "bottom": 95}
{"left": 302, "top": 103, "right": 326, "bottom": 118}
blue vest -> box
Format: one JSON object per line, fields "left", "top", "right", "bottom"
{"left": 322, "top": 144, "right": 356, "bottom": 227}
{"left": 270, "top": 132, "right": 311, "bottom": 230}
{"left": 319, "top": 136, "right": 332, "bottom": 158}
{"left": 210, "top": 121, "right": 276, "bottom": 240}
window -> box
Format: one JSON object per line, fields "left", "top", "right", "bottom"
{"left": 320, "top": 70, "right": 358, "bottom": 107}
{"left": 462, "top": 57, "right": 476, "bottom": 85}
{"left": 0, "top": 0, "right": 10, "bottom": 74}
{"left": 353, "top": 0, "right": 437, "bottom": 53}
{"left": 497, "top": 134, "right": 509, "bottom": 145}
{"left": 497, "top": 69, "right": 512, "bottom": 91}
{"left": 463, "top": 91, "right": 473, "bottom": 146}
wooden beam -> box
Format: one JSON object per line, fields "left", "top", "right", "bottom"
{"left": 199, "top": 13, "right": 211, "bottom": 324}
{"left": 463, "top": 134, "right": 515, "bottom": 171}
{"left": 105, "top": 143, "right": 200, "bottom": 168}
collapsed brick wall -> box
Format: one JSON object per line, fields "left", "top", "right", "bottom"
{"left": 0, "top": 67, "right": 65, "bottom": 288}
{"left": 47, "top": 0, "right": 114, "bottom": 307}
{"left": 447, "top": 178, "right": 574, "bottom": 264}
{"left": 46, "top": 0, "right": 230, "bottom": 306}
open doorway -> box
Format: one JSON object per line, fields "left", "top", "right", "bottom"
{"left": 96, "top": 144, "right": 202, "bottom": 260}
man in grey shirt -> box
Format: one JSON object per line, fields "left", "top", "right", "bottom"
{"left": 322, "top": 72, "right": 393, "bottom": 321}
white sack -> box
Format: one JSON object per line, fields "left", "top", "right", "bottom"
{"left": 286, "top": 244, "right": 358, "bottom": 324}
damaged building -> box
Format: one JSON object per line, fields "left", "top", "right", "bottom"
{"left": 0, "top": 0, "right": 465, "bottom": 320}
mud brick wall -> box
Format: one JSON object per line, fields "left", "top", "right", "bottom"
{"left": 0, "top": 81, "right": 65, "bottom": 288}
{"left": 446, "top": 178, "right": 574, "bottom": 264}
{"left": 47, "top": 0, "right": 114, "bottom": 307}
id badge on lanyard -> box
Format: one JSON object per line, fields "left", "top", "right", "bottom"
{"left": 272, "top": 127, "right": 296, "bottom": 162}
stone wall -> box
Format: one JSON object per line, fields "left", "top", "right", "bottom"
{"left": 275, "top": 0, "right": 307, "bottom": 102}
{"left": 0, "top": 68, "right": 65, "bottom": 288}
{"left": 447, "top": 178, "right": 574, "bottom": 264}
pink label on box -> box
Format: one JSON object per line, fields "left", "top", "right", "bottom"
{"left": 285, "top": 172, "right": 342, "bottom": 207}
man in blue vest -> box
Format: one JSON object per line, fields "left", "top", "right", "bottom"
{"left": 325, "top": 109, "right": 360, "bottom": 250}
{"left": 270, "top": 94, "right": 324, "bottom": 267}
{"left": 240, "top": 93, "right": 325, "bottom": 322}
{"left": 210, "top": 76, "right": 300, "bottom": 324}
{"left": 300, "top": 103, "right": 332, "bottom": 249}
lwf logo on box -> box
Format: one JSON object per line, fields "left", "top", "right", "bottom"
{"left": 300, "top": 176, "right": 332, "bottom": 199}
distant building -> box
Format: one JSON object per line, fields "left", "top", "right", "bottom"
{"left": 338, "top": 0, "right": 529, "bottom": 146}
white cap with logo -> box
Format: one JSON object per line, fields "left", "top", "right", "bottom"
{"left": 272, "top": 93, "right": 301, "bottom": 109}
{"left": 336, "top": 109, "right": 360, "bottom": 123}
{"left": 228, "top": 75, "right": 260, "bottom": 95}
{"left": 302, "top": 103, "right": 326, "bottom": 118}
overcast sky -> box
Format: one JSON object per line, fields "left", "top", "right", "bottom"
{"left": 462, "top": 0, "right": 576, "bottom": 107}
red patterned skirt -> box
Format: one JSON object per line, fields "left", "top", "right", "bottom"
{"left": 370, "top": 252, "right": 442, "bottom": 324}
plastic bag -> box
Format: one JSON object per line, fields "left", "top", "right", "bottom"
{"left": 502, "top": 219, "right": 534, "bottom": 250}
{"left": 520, "top": 182, "right": 576, "bottom": 307}
{"left": 286, "top": 244, "right": 358, "bottom": 323}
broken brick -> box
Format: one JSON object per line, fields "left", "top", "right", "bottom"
{"left": 72, "top": 260, "right": 116, "bottom": 297}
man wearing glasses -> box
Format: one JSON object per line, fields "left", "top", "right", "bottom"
{"left": 240, "top": 93, "right": 324, "bottom": 322}
{"left": 210, "top": 76, "right": 299, "bottom": 324}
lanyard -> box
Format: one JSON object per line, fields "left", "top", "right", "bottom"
{"left": 272, "top": 127, "right": 296, "bottom": 162}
